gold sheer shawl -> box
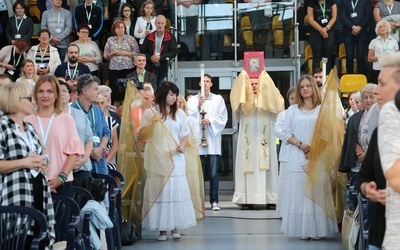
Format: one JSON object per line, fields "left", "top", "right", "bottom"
{"left": 185, "top": 129, "right": 206, "bottom": 221}
{"left": 117, "top": 81, "right": 147, "bottom": 229}
{"left": 303, "top": 68, "right": 347, "bottom": 223}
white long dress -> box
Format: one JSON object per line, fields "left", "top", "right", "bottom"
{"left": 140, "top": 107, "right": 197, "bottom": 231}
{"left": 274, "top": 109, "right": 289, "bottom": 216}
{"left": 232, "top": 106, "right": 278, "bottom": 205}
{"left": 280, "top": 105, "right": 338, "bottom": 237}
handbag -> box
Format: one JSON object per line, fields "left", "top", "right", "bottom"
{"left": 121, "top": 220, "right": 136, "bottom": 246}
{"left": 342, "top": 204, "right": 360, "bottom": 250}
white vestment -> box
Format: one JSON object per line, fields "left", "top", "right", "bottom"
{"left": 187, "top": 93, "right": 228, "bottom": 155}
{"left": 232, "top": 103, "right": 278, "bottom": 205}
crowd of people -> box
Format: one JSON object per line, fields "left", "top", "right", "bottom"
{"left": 2, "top": 0, "right": 400, "bottom": 248}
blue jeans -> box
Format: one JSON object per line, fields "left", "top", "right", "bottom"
{"left": 200, "top": 155, "right": 220, "bottom": 204}
{"left": 368, "top": 245, "right": 381, "bottom": 250}
{"left": 344, "top": 29, "right": 368, "bottom": 74}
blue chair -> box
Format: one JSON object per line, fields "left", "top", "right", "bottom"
{"left": 0, "top": 205, "right": 48, "bottom": 250}
{"left": 52, "top": 194, "right": 87, "bottom": 250}
{"left": 73, "top": 186, "right": 94, "bottom": 209}
{"left": 108, "top": 169, "right": 124, "bottom": 236}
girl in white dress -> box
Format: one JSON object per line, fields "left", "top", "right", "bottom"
{"left": 139, "top": 82, "right": 196, "bottom": 241}
{"left": 280, "top": 75, "right": 338, "bottom": 239}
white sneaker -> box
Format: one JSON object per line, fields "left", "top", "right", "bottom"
{"left": 158, "top": 234, "right": 167, "bottom": 241}
{"left": 211, "top": 203, "right": 220, "bottom": 211}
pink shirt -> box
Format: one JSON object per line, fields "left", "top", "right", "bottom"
{"left": 26, "top": 112, "right": 84, "bottom": 181}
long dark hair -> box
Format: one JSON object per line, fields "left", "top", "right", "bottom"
{"left": 155, "top": 81, "right": 179, "bottom": 120}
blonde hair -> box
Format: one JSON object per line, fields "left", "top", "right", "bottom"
{"left": 20, "top": 59, "right": 39, "bottom": 83}
{"left": 295, "top": 75, "right": 321, "bottom": 109}
{"left": 34, "top": 75, "right": 63, "bottom": 115}
{"left": 375, "top": 19, "right": 391, "bottom": 35}
{"left": 177, "top": 95, "right": 188, "bottom": 115}
{"left": 380, "top": 51, "right": 400, "bottom": 68}
{"left": 0, "top": 81, "right": 32, "bottom": 114}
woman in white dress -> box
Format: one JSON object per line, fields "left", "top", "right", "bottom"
{"left": 280, "top": 75, "right": 338, "bottom": 239}
{"left": 139, "top": 81, "right": 196, "bottom": 241}
{"left": 274, "top": 86, "right": 296, "bottom": 217}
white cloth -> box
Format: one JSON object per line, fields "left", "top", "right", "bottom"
{"left": 378, "top": 101, "right": 400, "bottom": 250}
{"left": 141, "top": 107, "right": 196, "bottom": 231}
{"left": 274, "top": 109, "right": 289, "bottom": 216}
{"left": 279, "top": 105, "right": 338, "bottom": 237}
{"left": 133, "top": 16, "right": 156, "bottom": 45}
{"left": 187, "top": 93, "right": 228, "bottom": 155}
{"left": 232, "top": 105, "right": 278, "bottom": 205}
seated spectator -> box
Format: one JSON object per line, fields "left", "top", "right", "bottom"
{"left": 16, "top": 59, "right": 39, "bottom": 88}
{"left": 0, "top": 39, "right": 30, "bottom": 81}
{"left": 54, "top": 44, "right": 91, "bottom": 86}
{"left": 27, "top": 29, "right": 62, "bottom": 76}
{"left": 70, "top": 23, "right": 102, "bottom": 76}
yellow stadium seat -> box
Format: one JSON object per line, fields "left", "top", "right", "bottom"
{"left": 305, "top": 44, "right": 313, "bottom": 75}
{"left": 340, "top": 74, "right": 367, "bottom": 98}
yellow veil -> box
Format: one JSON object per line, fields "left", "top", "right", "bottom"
{"left": 303, "top": 68, "right": 347, "bottom": 223}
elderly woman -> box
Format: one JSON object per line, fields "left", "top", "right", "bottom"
{"left": 98, "top": 85, "right": 120, "bottom": 169}
{"left": 16, "top": 59, "right": 39, "bottom": 88}
{"left": 373, "top": 0, "right": 400, "bottom": 41}
{"left": 70, "top": 23, "right": 102, "bottom": 76}
{"left": 368, "top": 20, "right": 399, "bottom": 84}
{"left": 104, "top": 20, "right": 140, "bottom": 107}
{"left": 0, "top": 39, "right": 30, "bottom": 81}
{"left": 5, "top": 2, "right": 33, "bottom": 46}
{"left": 0, "top": 81, "right": 56, "bottom": 248}
{"left": 27, "top": 29, "right": 62, "bottom": 76}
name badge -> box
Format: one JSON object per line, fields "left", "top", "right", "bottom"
{"left": 15, "top": 34, "right": 21, "bottom": 39}
{"left": 321, "top": 18, "right": 328, "bottom": 24}
{"left": 8, "top": 70, "right": 14, "bottom": 75}
{"left": 88, "top": 24, "right": 92, "bottom": 29}
{"left": 93, "top": 136, "right": 100, "bottom": 143}
{"left": 351, "top": 12, "right": 357, "bottom": 18}
{"left": 39, "top": 63, "right": 46, "bottom": 68}
{"left": 55, "top": 28, "right": 62, "bottom": 33}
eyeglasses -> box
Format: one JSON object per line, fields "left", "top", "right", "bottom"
{"left": 79, "top": 30, "right": 89, "bottom": 34}
{"left": 61, "top": 89, "right": 69, "bottom": 93}
{"left": 123, "top": 9, "right": 131, "bottom": 12}
{"left": 19, "top": 96, "right": 33, "bottom": 102}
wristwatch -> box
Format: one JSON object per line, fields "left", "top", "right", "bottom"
{"left": 326, "top": 25, "right": 331, "bottom": 30}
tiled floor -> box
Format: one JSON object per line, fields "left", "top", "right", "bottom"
{"left": 122, "top": 196, "right": 344, "bottom": 250}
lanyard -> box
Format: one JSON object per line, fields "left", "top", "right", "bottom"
{"left": 38, "top": 44, "right": 49, "bottom": 63}
{"left": 52, "top": 9, "right": 60, "bottom": 25}
{"left": 379, "top": 38, "right": 389, "bottom": 52}
{"left": 67, "top": 62, "right": 78, "bottom": 81}
{"left": 85, "top": 4, "right": 93, "bottom": 22}
{"left": 351, "top": 0, "right": 358, "bottom": 12}
{"left": 75, "top": 101, "right": 96, "bottom": 131}
{"left": 15, "top": 15, "right": 24, "bottom": 33}
{"left": 387, "top": 3, "right": 394, "bottom": 15}
{"left": 13, "top": 47, "right": 22, "bottom": 67}
{"left": 117, "top": 39, "right": 122, "bottom": 50}
{"left": 37, "top": 113, "right": 55, "bottom": 151}
{"left": 319, "top": 0, "right": 326, "bottom": 18}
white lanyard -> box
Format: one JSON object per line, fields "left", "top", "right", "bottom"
{"left": 351, "top": 0, "right": 358, "bottom": 13}
{"left": 52, "top": 9, "right": 60, "bottom": 25}
{"left": 37, "top": 113, "right": 55, "bottom": 150}
{"left": 155, "top": 33, "right": 164, "bottom": 53}
{"left": 387, "top": 4, "right": 393, "bottom": 15}
{"left": 67, "top": 62, "right": 78, "bottom": 81}
{"left": 15, "top": 15, "right": 25, "bottom": 33}
{"left": 85, "top": 4, "right": 93, "bottom": 22}
{"left": 15, "top": 125, "right": 35, "bottom": 150}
